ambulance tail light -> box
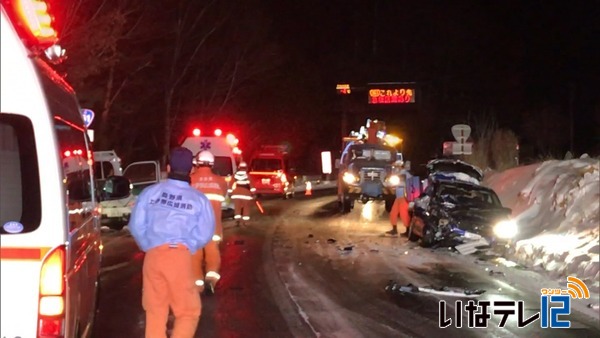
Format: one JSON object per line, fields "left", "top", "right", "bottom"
{"left": 192, "top": 128, "right": 201, "bottom": 137}
{"left": 214, "top": 129, "right": 222, "bottom": 136}
{"left": 38, "top": 245, "right": 66, "bottom": 337}
{"left": 12, "top": 0, "right": 58, "bottom": 48}
{"left": 233, "top": 147, "right": 242, "bottom": 155}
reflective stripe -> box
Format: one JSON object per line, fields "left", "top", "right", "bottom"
{"left": 195, "top": 279, "right": 204, "bottom": 286}
{"left": 206, "top": 271, "right": 221, "bottom": 280}
{"left": 231, "top": 195, "right": 253, "bottom": 200}
{"left": 204, "top": 193, "right": 225, "bottom": 202}
{"left": 0, "top": 247, "right": 51, "bottom": 260}
{"left": 234, "top": 215, "right": 242, "bottom": 219}
{"left": 212, "top": 234, "right": 222, "bottom": 241}
{"left": 235, "top": 180, "right": 250, "bottom": 185}
{"left": 242, "top": 216, "right": 250, "bottom": 221}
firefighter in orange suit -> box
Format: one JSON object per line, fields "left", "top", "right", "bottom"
{"left": 190, "top": 151, "right": 228, "bottom": 295}
{"left": 229, "top": 161, "right": 254, "bottom": 226}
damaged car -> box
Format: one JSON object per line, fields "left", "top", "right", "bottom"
{"left": 408, "top": 160, "right": 517, "bottom": 252}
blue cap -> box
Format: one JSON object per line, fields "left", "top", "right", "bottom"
{"left": 169, "top": 147, "right": 194, "bottom": 173}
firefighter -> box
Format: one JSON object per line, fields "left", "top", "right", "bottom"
{"left": 129, "top": 147, "right": 215, "bottom": 338}
{"left": 230, "top": 161, "right": 254, "bottom": 226}
{"left": 386, "top": 166, "right": 412, "bottom": 237}
{"left": 190, "top": 150, "right": 228, "bottom": 295}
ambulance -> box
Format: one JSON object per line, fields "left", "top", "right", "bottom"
{"left": 180, "top": 128, "right": 242, "bottom": 210}
{"left": 1, "top": 2, "right": 130, "bottom": 337}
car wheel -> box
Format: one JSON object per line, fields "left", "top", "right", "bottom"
{"left": 407, "top": 218, "right": 419, "bottom": 242}
{"left": 107, "top": 220, "right": 125, "bottom": 231}
{"left": 420, "top": 225, "right": 436, "bottom": 248}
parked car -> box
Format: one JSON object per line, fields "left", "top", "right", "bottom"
{"left": 408, "top": 159, "right": 517, "bottom": 250}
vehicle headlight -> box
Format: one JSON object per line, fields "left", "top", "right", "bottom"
{"left": 493, "top": 220, "right": 518, "bottom": 239}
{"left": 342, "top": 172, "right": 358, "bottom": 184}
{"left": 387, "top": 175, "right": 400, "bottom": 186}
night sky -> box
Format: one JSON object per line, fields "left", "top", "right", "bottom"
{"left": 55, "top": 0, "right": 600, "bottom": 172}
{"left": 262, "top": 0, "right": 599, "bottom": 171}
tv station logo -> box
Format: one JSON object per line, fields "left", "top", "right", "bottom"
{"left": 439, "top": 276, "right": 590, "bottom": 329}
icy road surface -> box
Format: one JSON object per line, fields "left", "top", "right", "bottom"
{"left": 94, "top": 193, "right": 600, "bottom": 338}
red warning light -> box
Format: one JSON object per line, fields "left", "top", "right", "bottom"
{"left": 226, "top": 133, "right": 238, "bottom": 147}
{"left": 192, "top": 128, "right": 201, "bottom": 137}
{"left": 13, "top": 0, "right": 58, "bottom": 47}
{"left": 214, "top": 129, "right": 222, "bottom": 137}
{"left": 63, "top": 150, "right": 71, "bottom": 157}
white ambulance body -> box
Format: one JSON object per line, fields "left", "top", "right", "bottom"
{"left": 180, "top": 129, "right": 241, "bottom": 210}
{"left": 0, "top": 2, "right": 112, "bottom": 337}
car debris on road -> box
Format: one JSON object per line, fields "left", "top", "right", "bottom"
{"left": 385, "top": 280, "right": 486, "bottom": 298}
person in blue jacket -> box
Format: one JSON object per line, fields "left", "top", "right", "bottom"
{"left": 129, "top": 147, "right": 215, "bottom": 338}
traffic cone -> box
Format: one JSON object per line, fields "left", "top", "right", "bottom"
{"left": 305, "top": 181, "right": 312, "bottom": 196}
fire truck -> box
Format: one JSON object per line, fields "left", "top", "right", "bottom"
{"left": 249, "top": 145, "right": 296, "bottom": 199}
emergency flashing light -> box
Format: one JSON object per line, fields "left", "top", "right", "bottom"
{"left": 214, "top": 129, "right": 222, "bottom": 136}
{"left": 233, "top": 147, "right": 242, "bottom": 155}
{"left": 226, "top": 133, "right": 238, "bottom": 147}
{"left": 192, "top": 128, "right": 201, "bottom": 137}
{"left": 14, "top": 0, "right": 58, "bottom": 47}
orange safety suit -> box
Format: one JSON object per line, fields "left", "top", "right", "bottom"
{"left": 390, "top": 173, "right": 411, "bottom": 231}
{"left": 190, "top": 166, "right": 228, "bottom": 291}
{"left": 230, "top": 168, "right": 254, "bottom": 225}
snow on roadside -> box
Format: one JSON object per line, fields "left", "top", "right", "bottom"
{"left": 484, "top": 155, "right": 600, "bottom": 293}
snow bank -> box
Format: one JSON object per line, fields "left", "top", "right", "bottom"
{"left": 484, "top": 156, "right": 600, "bottom": 291}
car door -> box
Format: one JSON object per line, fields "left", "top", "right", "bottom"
{"left": 123, "top": 161, "right": 161, "bottom": 196}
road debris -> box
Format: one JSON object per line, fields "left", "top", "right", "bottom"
{"left": 308, "top": 234, "right": 314, "bottom": 238}
{"left": 488, "top": 270, "right": 506, "bottom": 277}
{"left": 454, "top": 238, "right": 489, "bottom": 255}
{"left": 385, "top": 280, "right": 486, "bottom": 298}
{"left": 327, "top": 238, "right": 337, "bottom": 244}
{"left": 588, "top": 303, "right": 599, "bottom": 310}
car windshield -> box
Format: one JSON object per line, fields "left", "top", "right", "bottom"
{"left": 438, "top": 184, "right": 501, "bottom": 207}
{"left": 251, "top": 158, "right": 282, "bottom": 171}
{"left": 348, "top": 145, "right": 394, "bottom": 162}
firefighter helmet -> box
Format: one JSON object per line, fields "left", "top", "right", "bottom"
{"left": 195, "top": 150, "right": 215, "bottom": 166}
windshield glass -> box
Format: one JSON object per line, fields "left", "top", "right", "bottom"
{"left": 438, "top": 184, "right": 501, "bottom": 207}
{"left": 348, "top": 145, "right": 395, "bottom": 163}
{"left": 213, "top": 156, "right": 233, "bottom": 176}
{"left": 251, "top": 158, "right": 282, "bottom": 171}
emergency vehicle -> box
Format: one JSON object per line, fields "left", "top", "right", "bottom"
{"left": 249, "top": 145, "right": 296, "bottom": 199}
{"left": 180, "top": 128, "right": 242, "bottom": 210}
{"left": 0, "top": 2, "right": 130, "bottom": 337}
{"left": 93, "top": 150, "right": 161, "bottom": 230}
{"left": 337, "top": 119, "right": 404, "bottom": 213}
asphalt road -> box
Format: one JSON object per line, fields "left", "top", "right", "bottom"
{"left": 93, "top": 191, "right": 600, "bottom": 338}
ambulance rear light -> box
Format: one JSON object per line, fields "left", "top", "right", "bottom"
{"left": 12, "top": 0, "right": 58, "bottom": 47}
{"left": 192, "top": 128, "right": 201, "bottom": 137}
{"left": 214, "top": 129, "right": 222, "bottom": 136}
{"left": 233, "top": 147, "right": 242, "bottom": 155}
{"left": 38, "top": 245, "right": 66, "bottom": 337}
{"left": 63, "top": 149, "right": 83, "bottom": 157}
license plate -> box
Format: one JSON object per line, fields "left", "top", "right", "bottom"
{"left": 105, "top": 208, "right": 121, "bottom": 218}
{"left": 262, "top": 178, "right": 271, "bottom": 184}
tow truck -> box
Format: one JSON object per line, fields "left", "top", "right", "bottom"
{"left": 337, "top": 119, "right": 404, "bottom": 213}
